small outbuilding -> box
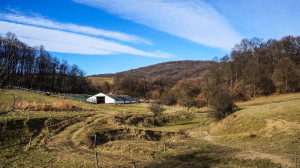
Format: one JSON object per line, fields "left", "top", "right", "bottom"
{"left": 86, "top": 93, "right": 137, "bottom": 104}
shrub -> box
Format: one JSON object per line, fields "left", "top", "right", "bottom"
{"left": 231, "top": 82, "right": 251, "bottom": 101}
{"left": 148, "top": 103, "right": 165, "bottom": 118}
{"left": 211, "top": 89, "right": 236, "bottom": 121}
{"left": 194, "top": 94, "right": 207, "bottom": 108}
{"left": 166, "top": 111, "right": 195, "bottom": 123}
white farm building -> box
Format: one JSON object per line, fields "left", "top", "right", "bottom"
{"left": 86, "top": 93, "right": 137, "bottom": 104}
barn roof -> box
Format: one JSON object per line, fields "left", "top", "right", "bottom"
{"left": 106, "top": 94, "right": 136, "bottom": 101}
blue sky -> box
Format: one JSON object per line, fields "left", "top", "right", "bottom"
{"left": 0, "top": 0, "right": 299, "bottom": 75}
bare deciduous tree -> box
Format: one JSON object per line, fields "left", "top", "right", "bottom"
{"left": 148, "top": 103, "right": 165, "bottom": 118}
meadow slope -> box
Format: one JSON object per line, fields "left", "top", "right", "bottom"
{"left": 1, "top": 90, "right": 299, "bottom": 167}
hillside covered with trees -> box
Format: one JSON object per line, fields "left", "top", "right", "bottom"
{"left": 120, "top": 60, "right": 209, "bottom": 81}
{"left": 0, "top": 32, "right": 95, "bottom": 94}
{"left": 96, "top": 36, "right": 300, "bottom": 112}
{"left": 91, "top": 60, "right": 209, "bottom": 84}
{"left": 92, "top": 61, "right": 210, "bottom": 97}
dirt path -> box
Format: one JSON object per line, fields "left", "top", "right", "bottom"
{"left": 44, "top": 114, "right": 143, "bottom": 167}
{"left": 71, "top": 114, "right": 105, "bottom": 145}
{"left": 45, "top": 114, "right": 105, "bottom": 163}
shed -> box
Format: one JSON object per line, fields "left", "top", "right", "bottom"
{"left": 86, "top": 93, "right": 137, "bottom": 104}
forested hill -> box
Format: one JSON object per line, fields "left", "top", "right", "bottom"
{"left": 92, "top": 60, "right": 210, "bottom": 81}
{"left": 91, "top": 35, "right": 300, "bottom": 102}
{"left": 89, "top": 73, "right": 115, "bottom": 77}
{"left": 0, "top": 32, "right": 96, "bottom": 94}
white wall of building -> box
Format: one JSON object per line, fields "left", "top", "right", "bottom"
{"left": 86, "top": 93, "right": 116, "bottom": 104}
{"left": 86, "top": 93, "right": 136, "bottom": 104}
{"left": 86, "top": 95, "right": 97, "bottom": 103}
{"left": 105, "top": 96, "right": 116, "bottom": 104}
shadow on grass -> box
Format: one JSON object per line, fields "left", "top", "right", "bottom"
{"left": 0, "top": 111, "right": 8, "bottom": 115}
{"left": 144, "top": 140, "right": 280, "bottom": 168}
{"left": 0, "top": 109, "right": 11, "bottom": 115}
{"left": 177, "top": 121, "right": 199, "bottom": 126}
{"left": 145, "top": 151, "right": 220, "bottom": 168}
{"left": 163, "top": 121, "right": 199, "bottom": 127}
{"left": 145, "top": 150, "right": 279, "bottom": 168}
{"left": 235, "top": 107, "right": 245, "bottom": 112}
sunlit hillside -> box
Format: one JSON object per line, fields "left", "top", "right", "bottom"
{"left": 88, "top": 77, "right": 114, "bottom": 86}
{"left": 1, "top": 90, "right": 299, "bottom": 167}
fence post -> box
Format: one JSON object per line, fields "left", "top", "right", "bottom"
{"left": 28, "top": 137, "right": 32, "bottom": 149}
{"left": 163, "top": 139, "right": 166, "bottom": 152}
{"left": 131, "top": 161, "right": 136, "bottom": 168}
{"left": 95, "top": 151, "right": 99, "bottom": 168}
{"left": 94, "top": 133, "right": 97, "bottom": 146}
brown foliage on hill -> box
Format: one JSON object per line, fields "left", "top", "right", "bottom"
{"left": 118, "top": 60, "right": 210, "bottom": 82}
{"left": 93, "top": 35, "right": 300, "bottom": 113}
{"left": 91, "top": 61, "right": 210, "bottom": 82}
{"left": 101, "top": 61, "right": 209, "bottom": 98}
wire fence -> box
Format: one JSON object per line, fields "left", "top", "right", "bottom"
{"left": 3, "top": 85, "right": 90, "bottom": 102}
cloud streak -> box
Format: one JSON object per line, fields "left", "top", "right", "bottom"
{"left": 0, "top": 13, "right": 151, "bottom": 45}
{"left": 73, "top": 0, "right": 242, "bottom": 50}
{"left": 0, "top": 20, "right": 172, "bottom": 58}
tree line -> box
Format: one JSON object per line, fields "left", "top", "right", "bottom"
{"left": 0, "top": 32, "right": 95, "bottom": 94}
{"left": 102, "top": 35, "right": 300, "bottom": 110}
{"left": 167, "top": 36, "right": 300, "bottom": 107}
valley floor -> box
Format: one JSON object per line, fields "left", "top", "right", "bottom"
{"left": 0, "top": 90, "right": 299, "bottom": 167}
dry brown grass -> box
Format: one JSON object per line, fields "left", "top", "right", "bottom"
{"left": 207, "top": 92, "right": 300, "bottom": 165}
{"left": 51, "top": 100, "right": 74, "bottom": 111}
{"left": 9, "top": 100, "right": 91, "bottom": 111}
{"left": 88, "top": 77, "right": 113, "bottom": 86}
{"left": 1, "top": 89, "right": 289, "bottom": 167}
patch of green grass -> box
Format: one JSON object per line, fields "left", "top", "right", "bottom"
{"left": 150, "top": 116, "right": 210, "bottom": 132}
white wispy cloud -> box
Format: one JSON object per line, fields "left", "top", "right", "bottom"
{"left": 73, "top": 0, "right": 242, "bottom": 50}
{"left": 0, "top": 21, "right": 172, "bottom": 58}
{"left": 0, "top": 12, "right": 151, "bottom": 45}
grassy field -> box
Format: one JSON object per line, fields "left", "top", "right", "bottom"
{"left": 88, "top": 77, "right": 114, "bottom": 86}
{"left": 209, "top": 94, "right": 300, "bottom": 163}
{"left": 1, "top": 90, "right": 299, "bottom": 167}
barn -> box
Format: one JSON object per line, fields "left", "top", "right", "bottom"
{"left": 86, "top": 93, "right": 137, "bottom": 104}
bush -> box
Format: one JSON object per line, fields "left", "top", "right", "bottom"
{"left": 165, "top": 111, "right": 195, "bottom": 123}
{"left": 231, "top": 82, "right": 251, "bottom": 101}
{"left": 211, "top": 89, "right": 236, "bottom": 121}
{"left": 148, "top": 103, "right": 165, "bottom": 118}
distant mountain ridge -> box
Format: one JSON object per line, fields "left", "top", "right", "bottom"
{"left": 89, "top": 73, "right": 115, "bottom": 77}
{"left": 90, "top": 60, "right": 210, "bottom": 81}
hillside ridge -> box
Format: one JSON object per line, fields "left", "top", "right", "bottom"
{"left": 90, "top": 60, "right": 210, "bottom": 81}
